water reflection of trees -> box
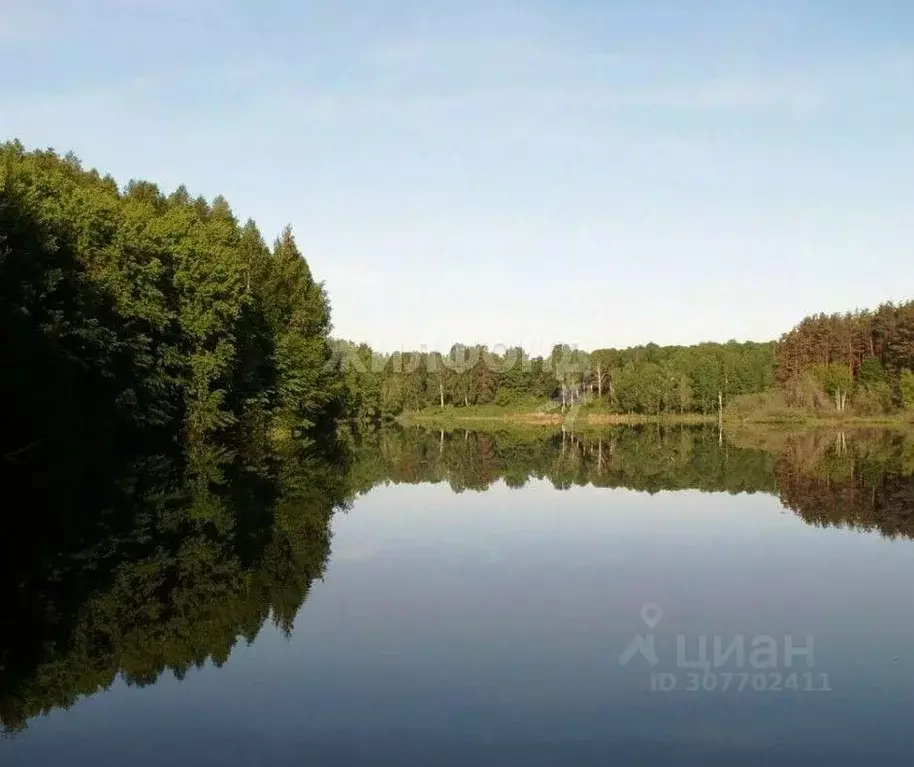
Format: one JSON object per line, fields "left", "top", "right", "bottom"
{"left": 344, "top": 425, "right": 779, "bottom": 496}
{"left": 0, "top": 436, "right": 350, "bottom": 736}
{"left": 767, "top": 429, "right": 914, "bottom": 540}
{"left": 4, "top": 424, "right": 914, "bottom": 735}
{"left": 346, "top": 425, "right": 914, "bottom": 540}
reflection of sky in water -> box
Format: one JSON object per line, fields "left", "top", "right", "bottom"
{"left": 6, "top": 480, "right": 914, "bottom": 766}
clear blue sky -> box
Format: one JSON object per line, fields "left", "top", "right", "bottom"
{"left": 2, "top": 1, "right": 912, "bottom": 354}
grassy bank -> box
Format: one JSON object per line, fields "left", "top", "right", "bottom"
{"left": 399, "top": 403, "right": 716, "bottom": 427}
{"left": 399, "top": 403, "right": 560, "bottom": 426}
{"left": 730, "top": 413, "right": 914, "bottom": 427}
{"left": 399, "top": 400, "right": 914, "bottom": 429}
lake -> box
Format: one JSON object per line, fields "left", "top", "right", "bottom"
{"left": 3, "top": 425, "right": 914, "bottom": 765}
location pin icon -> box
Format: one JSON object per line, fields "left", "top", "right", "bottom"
{"left": 640, "top": 603, "right": 663, "bottom": 630}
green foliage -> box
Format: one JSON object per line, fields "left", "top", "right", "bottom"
{"left": 859, "top": 357, "right": 889, "bottom": 387}
{"left": 900, "top": 370, "right": 914, "bottom": 411}
{"left": 777, "top": 301, "right": 914, "bottom": 413}
{"left": 332, "top": 340, "right": 401, "bottom": 422}
{"left": 852, "top": 357, "right": 892, "bottom": 414}
{"left": 809, "top": 363, "right": 852, "bottom": 396}
{"left": 0, "top": 141, "right": 339, "bottom": 450}
{"left": 333, "top": 340, "right": 776, "bottom": 417}
{"left": 808, "top": 363, "right": 854, "bottom": 412}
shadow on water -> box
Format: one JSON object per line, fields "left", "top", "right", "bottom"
{"left": 3, "top": 422, "right": 914, "bottom": 735}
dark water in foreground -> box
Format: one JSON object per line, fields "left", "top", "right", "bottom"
{"left": 3, "top": 426, "right": 914, "bottom": 765}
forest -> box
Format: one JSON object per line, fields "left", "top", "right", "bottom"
{"left": 774, "top": 305, "right": 914, "bottom": 415}
{"left": 333, "top": 339, "right": 777, "bottom": 420}
{"left": 335, "top": 309, "right": 914, "bottom": 422}
{"left": 1, "top": 140, "right": 340, "bottom": 466}
{"left": 3, "top": 140, "right": 914, "bottom": 451}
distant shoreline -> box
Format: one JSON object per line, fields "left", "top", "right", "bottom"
{"left": 400, "top": 411, "right": 713, "bottom": 426}
{"left": 399, "top": 405, "right": 914, "bottom": 429}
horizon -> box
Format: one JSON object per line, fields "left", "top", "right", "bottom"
{"left": 2, "top": 1, "right": 912, "bottom": 352}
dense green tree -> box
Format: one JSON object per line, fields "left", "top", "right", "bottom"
{"left": 809, "top": 363, "right": 854, "bottom": 412}
{"left": 775, "top": 301, "right": 914, "bottom": 414}
{"left": 900, "top": 370, "right": 914, "bottom": 411}
{"left": 334, "top": 339, "right": 777, "bottom": 417}
{"left": 1, "top": 141, "right": 340, "bottom": 450}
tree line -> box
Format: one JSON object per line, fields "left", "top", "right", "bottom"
{"left": 1, "top": 141, "right": 339, "bottom": 463}
{"left": 336, "top": 303, "right": 914, "bottom": 420}
{"left": 3, "top": 138, "right": 913, "bottom": 451}
{"left": 333, "top": 340, "right": 777, "bottom": 420}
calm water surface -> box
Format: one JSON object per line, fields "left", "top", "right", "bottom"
{"left": 3, "top": 426, "right": 914, "bottom": 765}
